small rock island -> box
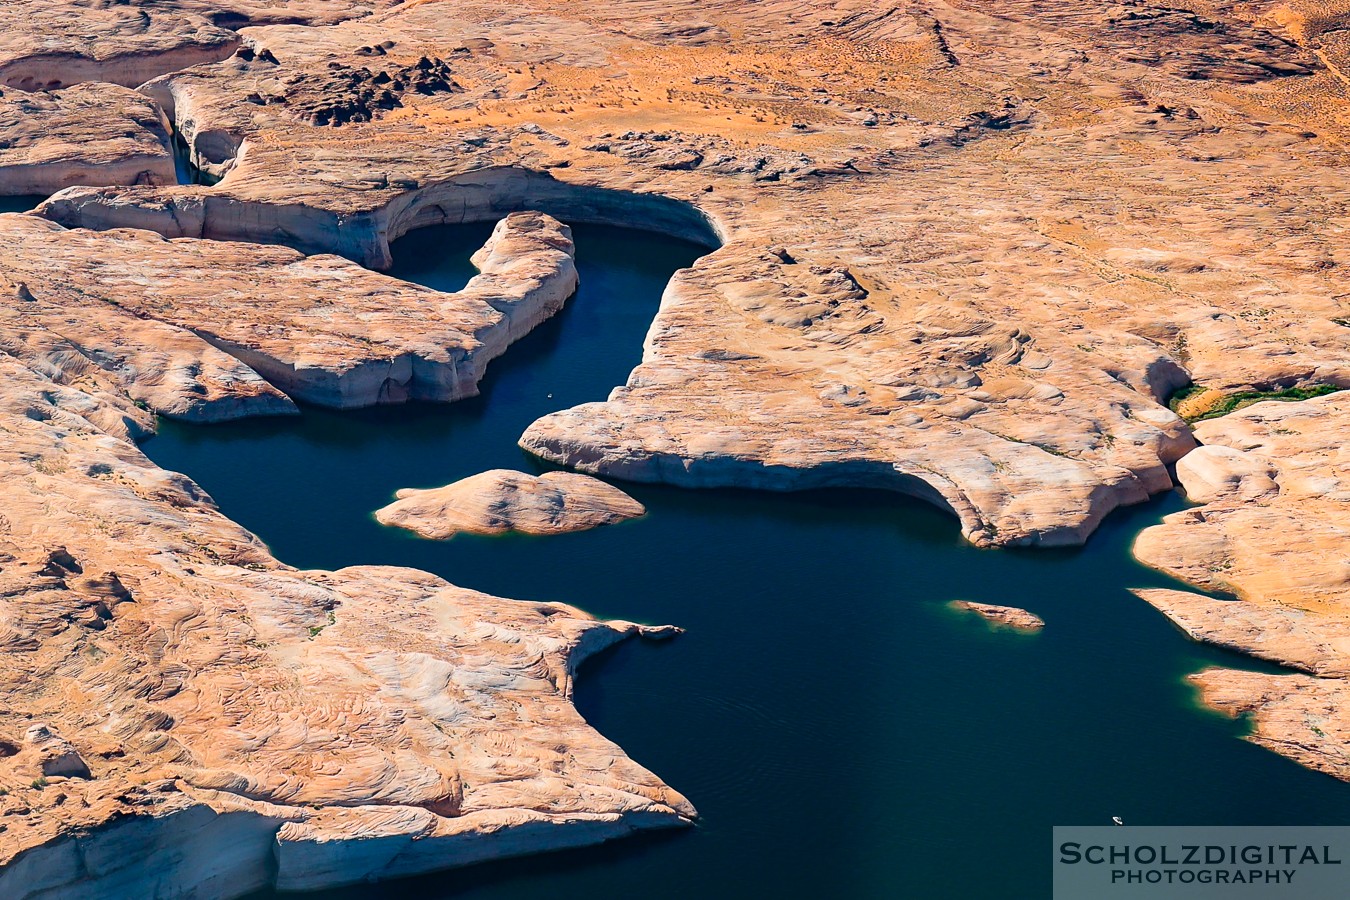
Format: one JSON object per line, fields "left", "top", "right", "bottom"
{"left": 950, "top": 600, "right": 1045, "bottom": 631}
{"left": 376, "top": 469, "right": 647, "bottom": 538}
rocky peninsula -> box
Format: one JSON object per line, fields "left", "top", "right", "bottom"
{"left": 1135, "top": 392, "right": 1350, "bottom": 780}
{"left": 0, "top": 0, "right": 1349, "bottom": 894}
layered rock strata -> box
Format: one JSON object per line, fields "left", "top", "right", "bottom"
{"left": 2, "top": 0, "right": 1350, "bottom": 879}
{"left": 0, "top": 352, "right": 692, "bottom": 896}
{"left": 1134, "top": 393, "right": 1350, "bottom": 781}
{"left": 0, "top": 1, "right": 238, "bottom": 91}
{"left": 0, "top": 0, "right": 399, "bottom": 92}
{"left": 40, "top": 0, "right": 1350, "bottom": 548}
{"left": 0, "top": 83, "right": 176, "bottom": 194}
{"left": 376, "top": 470, "right": 647, "bottom": 539}
{"left": 0, "top": 209, "right": 576, "bottom": 415}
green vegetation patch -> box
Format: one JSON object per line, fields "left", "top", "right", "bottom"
{"left": 1166, "top": 384, "right": 1208, "bottom": 411}
{"left": 1170, "top": 383, "right": 1342, "bottom": 423}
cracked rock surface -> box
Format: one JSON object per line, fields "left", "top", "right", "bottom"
{"left": 6, "top": 0, "right": 1350, "bottom": 892}
{"left": 1135, "top": 392, "right": 1350, "bottom": 781}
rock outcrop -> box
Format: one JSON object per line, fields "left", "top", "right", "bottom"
{"left": 0, "top": 83, "right": 176, "bottom": 193}
{"left": 0, "top": 1, "right": 238, "bottom": 91}
{"left": 0, "top": 0, "right": 399, "bottom": 92}
{"left": 25, "top": 724, "right": 92, "bottom": 780}
{"left": 5, "top": 0, "right": 1350, "bottom": 886}
{"left": 40, "top": 0, "right": 1350, "bottom": 549}
{"left": 1134, "top": 393, "right": 1350, "bottom": 780}
{"left": 0, "top": 168, "right": 651, "bottom": 900}
{"left": 0, "top": 352, "right": 692, "bottom": 898}
{"left": 376, "top": 470, "right": 646, "bottom": 539}
{"left": 0, "top": 209, "right": 575, "bottom": 417}
{"left": 950, "top": 601, "right": 1045, "bottom": 631}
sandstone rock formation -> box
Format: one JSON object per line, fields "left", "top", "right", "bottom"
{"left": 0, "top": 1, "right": 237, "bottom": 92}
{"left": 5, "top": 0, "right": 1350, "bottom": 888}
{"left": 0, "top": 352, "right": 692, "bottom": 897}
{"left": 376, "top": 470, "right": 646, "bottom": 539}
{"left": 24, "top": 724, "right": 92, "bottom": 780}
{"left": 0, "top": 0, "right": 398, "bottom": 92}
{"left": 0, "top": 209, "right": 576, "bottom": 416}
{"left": 0, "top": 83, "right": 176, "bottom": 194}
{"left": 41, "top": 0, "right": 1350, "bottom": 549}
{"left": 949, "top": 600, "right": 1045, "bottom": 631}
{"left": 1134, "top": 393, "right": 1350, "bottom": 781}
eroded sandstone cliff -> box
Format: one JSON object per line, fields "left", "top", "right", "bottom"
{"left": 1135, "top": 393, "right": 1350, "bottom": 781}
{"left": 3, "top": 0, "right": 1350, "bottom": 892}
{"left": 41, "top": 0, "right": 1350, "bottom": 549}
{"left": 0, "top": 215, "right": 683, "bottom": 895}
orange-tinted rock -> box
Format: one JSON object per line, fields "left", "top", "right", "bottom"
{"left": 377, "top": 470, "right": 645, "bottom": 539}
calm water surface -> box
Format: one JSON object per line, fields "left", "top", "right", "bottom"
{"left": 0, "top": 196, "right": 47, "bottom": 214}
{"left": 143, "top": 223, "right": 1350, "bottom": 899}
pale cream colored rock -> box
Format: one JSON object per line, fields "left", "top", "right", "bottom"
{"left": 48, "top": 0, "right": 1350, "bottom": 547}
{"left": 0, "top": 210, "right": 575, "bottom": 416}
{"left": 0, "top": 0, "right": 395, "bottom": 92}
{"left": 0, "top": 1, "right": 238, "bottom": 91}
{"left": 1173, "top": 445, "right": 1278, "bottom": 504}
{"left": 949, "top": 601, "right": 1044, "bottom": 631}
{"left": 1135, "top": 393, "right": 1350, "bottom": 780}
{"left": 1186, "top": 668, "right": 1350, "bottom": 783}
{"left": 8, "top": 0, "right": 1350, "bottom": 888}
{"left": 1135, "top": 588, "right": 1350, "bottom": 677}
{"left": 0, "top": 353, "right": 692, "bottom": 898}
{"left": 0, "top": 83, "right": 175, "bottom": 194}
{"left": 24, "top": 724, "right": 91, "bottom": 780}
{"left": 377, "top": 470, "right": 646, "bottom": 539}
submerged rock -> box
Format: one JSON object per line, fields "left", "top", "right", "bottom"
{"left": 376, "top": 469, "right": 646, "bottom": 539}
{"left": 950, "top": 600, "right": 1045, "bottom": 631}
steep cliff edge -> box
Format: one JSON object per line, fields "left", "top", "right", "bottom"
{"left": 1134, "top": 393, "right": 1350, "bottom": 781}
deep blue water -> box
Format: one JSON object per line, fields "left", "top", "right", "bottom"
{"left": 143, "top": 223, "right": 1350, "bottom": 899}
{"left": 0, "top": 196, "right": 47, "bottom": 214}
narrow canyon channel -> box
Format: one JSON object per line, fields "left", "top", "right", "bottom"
{"left": 140, "top": 223, "right": 1350, "bottom": 898}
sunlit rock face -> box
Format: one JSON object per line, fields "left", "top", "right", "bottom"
{"left": 0, "top": 83, "right": 177, "bottom": 193}
{"left": 0, "top": 209, "right": 576, "bottom": 416}
{"left": 0, "top": 194, "right": 674, "bottom": 895}
{"left": 43, "top": 0, "right": 1350, "bottom": 549}
{"left": 0, "top": 279, "right": 690, "bottom": 899}
{"left": 376, "top": 469, "right": 646, "bottom": 539}
{"left": 950, "top": 601, "right": 1045, "bottom": 631}
{"left": 1135, "top": 392, "right": 1350, "bottom": 782}
{"left": 4, "top": 0, "right": 1350, "bottom": 892}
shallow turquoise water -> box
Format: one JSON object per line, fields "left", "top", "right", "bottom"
{"left": 143, "top": 223, "right": 1350, "bottom": 899}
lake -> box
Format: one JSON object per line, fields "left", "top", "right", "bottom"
{"left": 142, "top": 222, "right": 1350, "bottom": 899}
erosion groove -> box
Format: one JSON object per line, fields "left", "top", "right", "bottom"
{"left": 3, "top": 0, "right": 1350, "bottom": 893}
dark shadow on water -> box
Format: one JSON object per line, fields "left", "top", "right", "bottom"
{"left": 147, "top": 222, "right": 1350, "bottom": 900}
{"left": 386, "top": 220, "right": 496, "bottom": 293}
{"left": 0, "top": 195, "right": 48, "bottom": 214}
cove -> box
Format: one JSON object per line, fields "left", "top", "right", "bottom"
{"left": 0, "top": 196, "right": 47, "bottom": 214}
{"left": 141, "top": 223, "right": 1350, "bottom": 899}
